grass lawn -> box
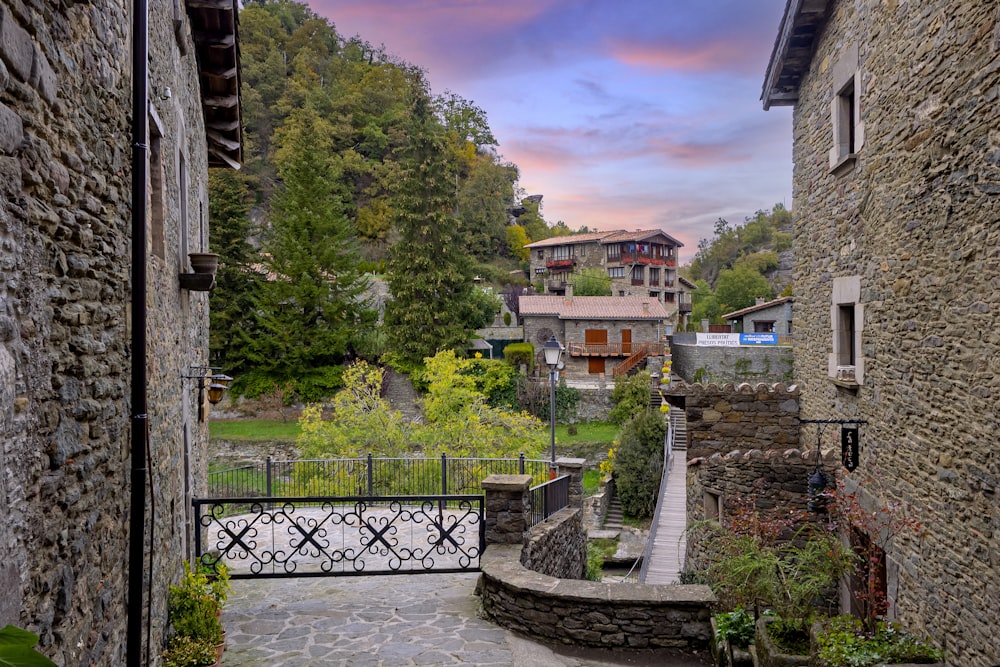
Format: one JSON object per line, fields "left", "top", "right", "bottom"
{"left": 582, "top": 469, "right": 604, "bottom": 496}
{"left": 209, "top": 419, "right": 301, "bottom": 441}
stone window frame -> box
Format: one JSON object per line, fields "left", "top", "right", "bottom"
{"left": 537, "top": 249, "right": 544, "bottom": 260}
{"left": 148, "top": 107, "right": 166, "bottom": 260}
{"left": 704, "top": 490, "right": 722, "bottom": 521}
{"left": 829, "top": 43, "right": 864, "bottom": 174}
{"left": 829, "top": 275, "right": 864, "bottom": 386}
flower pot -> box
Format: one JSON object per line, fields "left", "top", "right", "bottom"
{"left": 188, "top": 253, "right": 220, "bottom": 275}
{"left": 755, "top": 617, "right": 810, "bottom": 667}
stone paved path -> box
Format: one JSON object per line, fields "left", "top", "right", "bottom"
{"left": 220, "top": 573, "right": 712, "bottom": 667}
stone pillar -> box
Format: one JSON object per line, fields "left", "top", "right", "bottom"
{"left": 556, "top": 457, "right": 586, "bottom": 509}
{"left": 482, "top": 474, "right": 532, "bottom": 545}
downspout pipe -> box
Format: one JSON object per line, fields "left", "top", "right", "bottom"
{"left": 127, "top": 0, "right": 149, "bottom": 664}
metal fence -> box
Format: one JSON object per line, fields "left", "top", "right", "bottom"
{"left": 528, "top": 474, "right": 570, "bottom": 527}
{"left": 193, "top": 494, "right": 485, "bottom": 578}
{"left": 208, "top": 454, "right": 552, "bottom": 499}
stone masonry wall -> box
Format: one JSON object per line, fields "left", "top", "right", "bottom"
{"left": 520, "top": 507, "right": 586, "bottom": 580}
{"left": 671, "top": 342, "right": 793, "bottom": 386}
{"left": 480, "top": 544, "right": 715, "bottom": 651}
{"left": 785, "top": 1, "right": 998, "bottom": 664}
{"left": 0, "top": 2, "right": 211, "bottom": 665}
{"left": 684, "top": 382, "right": 800, "bottom": 458}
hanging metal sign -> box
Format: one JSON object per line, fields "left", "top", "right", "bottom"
{"left": 841, "top": 426, "right": 859, "bottom": 471}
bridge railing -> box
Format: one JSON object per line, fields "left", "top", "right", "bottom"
{"left": 528, "top": 474, "right": 570, "bottom": 527}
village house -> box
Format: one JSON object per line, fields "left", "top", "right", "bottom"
{"left": 525, "top": 230, "right": 689, "bottom": 316}
{"left": 762, "top": 1, "right": 998, "bottom": 664}
{"left": 0, "top": 1, "right": 239, "bottom": 665}
{"left": 721, "top": 296, "right": 794, "bottom": 336}
{"left": 519, "top": 295, "right": 669, "bottom": 382}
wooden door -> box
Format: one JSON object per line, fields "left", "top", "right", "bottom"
{"left": 585, "top": 329, "right": 608, "bottom": 375}
{"left": 621, "top": 329, "right": 632, "bottom": 355}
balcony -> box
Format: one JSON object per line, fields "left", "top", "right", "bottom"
{"left": 631, "top": 278, "right": 645, "bottom": 286}
{"left": 545, "top": 258, "right": 576, "bottom": 270}
{"left": 566, "top": 341, "right": 664, "bottom": 358}
{"left": 620, "top": 253, "right": 677, "bottom": 267}
{"left": 678, "top": 300, "right": 693, "bottom": 314}
{"left": 546, "top": 279, "right": 568, "bottom": 292}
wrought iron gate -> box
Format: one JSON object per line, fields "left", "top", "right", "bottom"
{"left": 193, "top": 494, "right": 484, "bottom": 578}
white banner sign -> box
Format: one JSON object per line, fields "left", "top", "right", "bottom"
{"left": 696, "top": 333, "right": 741, "bottom": 347}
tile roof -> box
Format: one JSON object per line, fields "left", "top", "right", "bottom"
{"left": 522, "top": 228, "right": 684, "bottom": 249}
{"left": 722, "top": 296, "right": 794, "bottom": 320}
{"left": 519, "top": 295, "right": 670, "bottom": 320}
{"left": 523, "top": 231, "right": 622, "bottom": 248}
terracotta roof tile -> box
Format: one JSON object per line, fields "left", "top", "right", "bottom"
{"left": 519, "top": 295, "right": 670, "bottom": 320}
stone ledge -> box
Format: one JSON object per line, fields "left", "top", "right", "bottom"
{"left": 479, "top": 544, "right": 716, "bottom": 651}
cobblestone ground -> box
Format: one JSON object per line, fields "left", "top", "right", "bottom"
{"left": 220, "top": 573, "right": 712, "bottom": 667}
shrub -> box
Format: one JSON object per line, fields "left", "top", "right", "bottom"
{"left": 816, "top": 615, "right": 943, "bottom": 667}
{"left": 502, "top": 342, "right": 534, "bottom": 371}
{"left": 168, "top": 562, "right": 223, "bottom": 647}
{"left": 585, "top": 542, "right": 604, "bottom": 581}
{"left": 612, "top": 410, "right": 665, "bottom": 518}
{"left": 608, "top": 370, "right": 652, "bottom": 424}
{"left": 714, "top": 608, "right": 756, "bottom": 648}
{"left": 503, "top": 311, "right": 512, "bottom": 325}
{"left": 161, "top": 635, "right": 216, "bottom": 667}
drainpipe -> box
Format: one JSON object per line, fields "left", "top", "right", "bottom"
{"left": 127, "top": 0, "right": 149, "bottom": 665}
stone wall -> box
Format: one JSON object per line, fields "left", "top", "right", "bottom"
{"left": 782, "top": 1, "right": 999, "bottom": 664}
{"left": 519, "top": 507, "right": 586, "bottom": 580}
{"left": 685, "top": 447, "right": 838, "bottom": 572}
{"left": 0, "top": 2, "right": 212, "bottom": 664}
{"left": 684, "top": 383, "right": 800, "bottom": 458}
{"left": 671, "top": 342, "right": 793, "bottom": 386}
{"left": 479, "top": 545, "right": 716, "bottom": 651}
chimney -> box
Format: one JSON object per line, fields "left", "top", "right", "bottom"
{"left": 564, "top": 282, "right": 573, "bottom": 304}
{"left": 642, "top": 301, "right": 649, "bottom": 315}
{"left": 755, "top": 296, "right": 768, "bottom": 305}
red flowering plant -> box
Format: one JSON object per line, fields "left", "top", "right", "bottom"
{"left": 821, "top": 478, "right": 925, "bottom": 633}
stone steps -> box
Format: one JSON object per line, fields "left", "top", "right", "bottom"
{"left": 604, "top": 493, "right": 624, "bottom": 530}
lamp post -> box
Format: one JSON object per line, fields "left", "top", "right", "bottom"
{"left": 542, "top": 335, "right": 564, "bottom": 477}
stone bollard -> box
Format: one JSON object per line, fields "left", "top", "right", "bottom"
{"left": 482, "top": 475, "right": 532, "bottom": 545}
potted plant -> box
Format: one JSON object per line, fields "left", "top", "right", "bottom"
{"left": 163, "top": 561, "right": 225, "bottom": 666}
{"left": 180, "top": 253, "right": 220, "bottom": 291}
{"left": 712, "top": 609, "right": 755, "bottom": 667}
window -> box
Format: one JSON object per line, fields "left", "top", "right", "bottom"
{"left": 704, "top": 491, "right": 721, "bottom": 520}
{"left": 537, "top": 250, "right": 544, "bottom": 259}
{"left": 148, "top": 113, "right": 165, "bottom": 260}
{"left": 552, "top": 245, "right": 573, "bottom": 260}
{"left": 649, "top": 291, "right": 659, "bottom": 300}
{"left": 754, "top": 320, "right": 775, "bottom": 333}
{"left": 830, "top": 44, "right": 863, "bottom": 172}
{"left": 606, "top": 243, "right": 621, "bottom": 261}
{"left": 632, "top": 266, "right": 644, "bottom": 282}
{"left": 608, "top": 267, "right": 625, "bottom": 279}
{"left": 830, "top": 276, "right": 863, "bottom": 384}
{"left": 649, "top": 267, "right": 660, "bottom": 285}
{"left": 579, "top": 245, "right": 586, "bottom": 257}
{"left": 664, "top": 292, "right": 675, "bottom": 303}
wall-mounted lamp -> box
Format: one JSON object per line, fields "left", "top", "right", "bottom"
{"left": 183, "top": 366, "right": 233, "bottom": 412}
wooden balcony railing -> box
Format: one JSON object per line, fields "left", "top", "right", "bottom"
{"left": 620, "top": 253, "right": 677, "bottom": 267}
{"left": 546, "top": 258, "right": 576, "bottom": 269}
{"left": 567, "top": 341, "right": 663, "bottom": 358}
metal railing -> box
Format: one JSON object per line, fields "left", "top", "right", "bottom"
{"left": 208, "top": 454, "right": 551, "bottom": 499}
{"left": 528, "top": 474, "right": 570, "bottom": 527}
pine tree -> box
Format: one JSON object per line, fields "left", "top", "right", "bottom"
{"left": 247, "top": 108, "right": 370, "bottom": 398}
{"left": 384, "top": 88, "right": 496, "bottom": 366}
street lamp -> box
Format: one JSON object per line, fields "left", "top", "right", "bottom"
{"left": 542, "top": 335, "right": 564, "bottom": 476}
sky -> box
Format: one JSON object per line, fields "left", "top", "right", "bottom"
{"left": 308, "top": 0, "right": 793, "bottom": 261}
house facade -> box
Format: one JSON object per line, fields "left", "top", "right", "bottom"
{"left": 0, "top": 1, "right": 239, "bottom": 665}
{"left": 525, "top": 230, "right": 685, "bottom": 312}
{"left": 764, "top": 1, "right": 997, "bottom": 664}
{"left": 721, "top": 296, "right": 793, "bottom": 335}
{"left": 519, "top": 296, "right": 669, "bottom": 381}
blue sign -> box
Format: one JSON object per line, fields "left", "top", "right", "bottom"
{"left": 739, "top": 333, "right": 778, "bottom": 345}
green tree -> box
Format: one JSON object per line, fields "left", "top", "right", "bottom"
{"left": 613, "top": 410, "right": 665, "bottom": 518}
{"left": 247, "top": 108, "right": 370, "bottom": 399}
{"left": 690, "top": 278, "right": 723, "bottom": 326}
{"left": 208, "top": 170, "right": 261, "bottom": 379}
{"left": 384, "top": 87, "right": 496, "bottom": 365}
{"left": 506, "top": 224, "right": 530, "bottom": 262}
{"left": 571, "top": 267, "right": 611, "bottom": 296}
{"left": 715, "top": 266, "right": 774, "bottom": 313}
{"left": 455, "top": 154, "right": 519, "bottom": 260}
{"left": 609, "top": 370, "right": 653, "bottom": 424}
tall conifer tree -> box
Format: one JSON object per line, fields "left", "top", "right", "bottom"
{"left": 384, "top": 87, "right": 495, "bottom": 366}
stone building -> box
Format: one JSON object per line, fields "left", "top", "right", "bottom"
{"left": 0, "top": 1, "right": 239, "bottom": 665}
{"left": 722, "top": 296, "right": 794, "bottom": 335}
{"left": 763, "top": 1, "right": 998, "bottom": 664}
{"left": 519, "top": 295, "right": 669, "bottom": 382}
{"left": 524, "top": 230, "right": 687, "bottom": 318}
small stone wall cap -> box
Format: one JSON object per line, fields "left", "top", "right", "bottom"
{"left": 482, "top": 474, "right": 533, "bottom": 490}
{"left": 556, "top": 457, "right": 587, "bottom": 466}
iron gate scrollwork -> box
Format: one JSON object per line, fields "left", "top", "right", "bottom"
{"left": 193, "top": 495, "right": 485, "bottom": 578}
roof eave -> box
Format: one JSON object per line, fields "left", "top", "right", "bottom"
{"left": 761, "top": 0, "right": 832, "bottom": 110}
